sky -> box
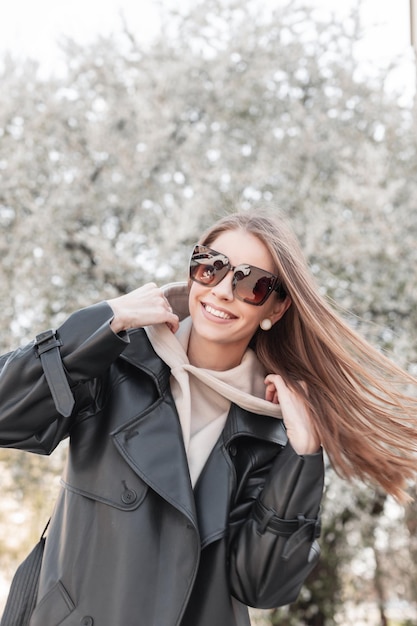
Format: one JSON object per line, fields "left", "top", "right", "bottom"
{"left": 0, "top": 0, "right": 415, "bottom": 99}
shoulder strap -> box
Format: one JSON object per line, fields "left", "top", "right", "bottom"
{"left": 0, "top": 520, "right": 50, "bottom": 626}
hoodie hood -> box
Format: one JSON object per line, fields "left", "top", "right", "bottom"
{"left": 162, "top": 281, "right": 192, "bottom": 320}
{"left": 159, "top": 282, "right": 282, "bottom": 417}
{"left": 144, "top": 283, "right": 282, "bottom": 486}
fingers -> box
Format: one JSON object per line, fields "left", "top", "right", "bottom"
{"left": 264, "top": 374, "right": 305, "bottom": 412}
{"left": 165, "top": 303, "right": 180, "bottom": 333}
{"left": 108, "top": 284, "right": 180, "bottom": 333}
{"left": 163, "top": 304, "right": 180, "bottom": 333}
{"left": 264, "top": 374, "right": 285, "bottom": 404}
{"left": 166, "top": 318, "right": 180, "bottom": 334}
{"left": 264, "top": 374, "right": 321, "bottom": 455}
{"left": 264, "top": 381, "right": 279, "bottom": 404}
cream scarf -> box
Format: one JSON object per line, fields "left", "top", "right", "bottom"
{"left": 145, "top": 317, "right": 282, "bottom": 486}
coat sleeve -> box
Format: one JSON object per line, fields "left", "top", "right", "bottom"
{"left": 228, "top": 441, "right": 324, "bottom": 609}
{"left": 0, "top": 302, "right": 129, "bottom": 454}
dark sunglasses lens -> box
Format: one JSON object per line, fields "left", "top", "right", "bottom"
{"left": 234, "top": 267, "right": 275, "bottom": 305}
{"left": 190, "top": 246, "right": 229, "bottom": 285}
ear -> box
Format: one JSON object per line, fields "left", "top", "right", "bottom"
{"left": 270, "top": 295, "right": 291, "bottom": 326}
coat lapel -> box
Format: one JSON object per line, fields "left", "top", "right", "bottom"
{"left": 113, "top": 329, "right": 197, "bottom": 527}
{"left": 112, "top": 394, "right": 198, "bottom": 526}
{"left": 113, "top": 329, "right": 288, "bottom": 547}
{"left": 193, "top": 433, "right": 233, "bottom": 549}
{"left": 194, "top": 404, "right": 288, "bottom": 547}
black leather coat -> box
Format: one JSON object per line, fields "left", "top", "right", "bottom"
{"left": 0, "top": 301, "right": 324, "bottom": 626}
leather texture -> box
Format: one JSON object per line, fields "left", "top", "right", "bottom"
{"left": 1, "top": 538, "right": 45, "bottom": 626}
{"left": 34, "top": 330, "right": 75, "bottom": 417}
{"left": 0, "top": 302, "right": 324, "bottom": 626}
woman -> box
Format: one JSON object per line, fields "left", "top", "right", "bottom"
{"left": 0, "top": 211, "right": 415, "bottom": 626}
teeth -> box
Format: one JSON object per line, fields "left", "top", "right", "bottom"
{"left": 205, "top": 304, "right": 232, "bottom": 320}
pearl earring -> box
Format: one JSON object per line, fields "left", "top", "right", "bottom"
{"left": 260, "top": 318, "right": 272, "bottom": 331}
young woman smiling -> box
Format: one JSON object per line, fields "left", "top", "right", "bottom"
{"left": 1, "top": 211, "right": 416, "bottom": 626}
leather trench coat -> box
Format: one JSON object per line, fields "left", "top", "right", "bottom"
{"left": 0, "top": 300, "right": 324, "bottom": 626}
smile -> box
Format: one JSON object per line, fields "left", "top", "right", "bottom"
{"left": 203, "top": 303, "right": 235, "bottom": 320}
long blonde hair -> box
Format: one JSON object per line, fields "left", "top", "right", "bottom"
{"left": 200, "top": 211, "right": 417, "bottom": 502}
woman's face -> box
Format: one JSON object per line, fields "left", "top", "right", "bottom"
{"left": 187, "top": 229, "right": 290, "bottom": 369}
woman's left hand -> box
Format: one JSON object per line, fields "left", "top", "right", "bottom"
{"left": 264, "top": 374, "right": 321, "bottom": 455}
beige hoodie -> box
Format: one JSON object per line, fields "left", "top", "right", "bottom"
{"left": 144, "top": 283, "right": 282, "bottom": 486}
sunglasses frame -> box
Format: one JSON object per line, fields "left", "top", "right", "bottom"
{"left": 189, "top": 244, "right": 286, "bottom": 306}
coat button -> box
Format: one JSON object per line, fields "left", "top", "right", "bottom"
{"left": 229, "top": 444, "right": 237, "bottom": 456}
{"left": 121, "top": 488, "right": 137, "bottom": 504}
{"left": 80, "top": 618, "right": 93, "bottom": 626}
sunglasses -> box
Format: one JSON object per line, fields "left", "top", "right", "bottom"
{"left": 189, "top": 244, "right": 286, "bottom": 306}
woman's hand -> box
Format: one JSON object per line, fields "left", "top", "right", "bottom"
{"left": 264, "top": 374, "right": 321, "bottom": 455}
{"left": 107, "top": 283, "right": 180, "bottom": 334}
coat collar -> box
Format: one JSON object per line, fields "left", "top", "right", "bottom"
{"left": 120, "top": 327, "right": 172, "bottom": 395}
{"left": 194, "top": 404, "right": 287, "bottom": 548}
{"left": 116, "top": 327, "right": 287, "bottom": 546}
{"left": 119, "top": 328, "right": 287, "bottom": 446}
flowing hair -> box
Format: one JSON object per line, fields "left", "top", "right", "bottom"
{"left": 200, "top": 211, "right": 417, "bottom": 502}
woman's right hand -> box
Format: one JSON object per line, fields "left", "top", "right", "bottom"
{"left": 107, "top": 283, "right": 180, "bottom": 334}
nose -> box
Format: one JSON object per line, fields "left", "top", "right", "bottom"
{"left": 211, "top": 269, "right": 235, "bottom": 301}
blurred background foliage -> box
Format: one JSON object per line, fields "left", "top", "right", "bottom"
{"left": 0, "top": 0, "right": 416, "bottom": 623}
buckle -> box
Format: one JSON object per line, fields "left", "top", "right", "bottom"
{"left": 35, "top": 329, "right": 62, "bottom": 357}
{"left": 296, "top": 514, "right": 321, "bottom": 539}
{"left": 313, "top": 516, "right": 322, "bottom": 538}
